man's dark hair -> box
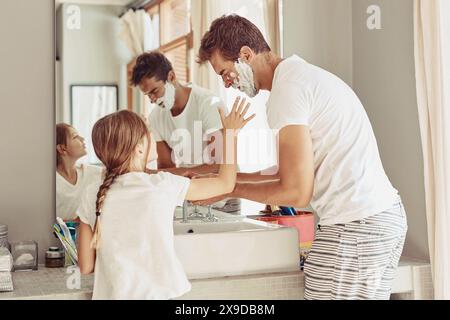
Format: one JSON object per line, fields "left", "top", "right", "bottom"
{"left": 130, "top": 51, "right": 173, "bottom": 86}
{"left": 198, "top": 14, "right": 271, "bottom": 64}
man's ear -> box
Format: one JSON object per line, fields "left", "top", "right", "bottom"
{"left": 168, "top": 70, "right": 177, "bottom": 83}
{"left": 239, "top": 46, "right": 255, "bottom": 63}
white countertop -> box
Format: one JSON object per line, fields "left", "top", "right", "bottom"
{"left": 0, "top": 265, "right": 94, "bottom": 300}
{"left": 0, "top": 265, "right": 306, "bottom": 300}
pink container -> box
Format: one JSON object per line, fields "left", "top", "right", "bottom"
{"left": 274, "top": 212, "right": 315, "bottom": 246}
{"left": 255, "top": 212, "right": 315, "bottom": 246}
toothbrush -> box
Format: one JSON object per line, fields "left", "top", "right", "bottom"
{"left": 53, "top": 224, "right": 78, "bottom": 264}
{"left": 56, "top": 217, "right": 77, "bottom": 251}
{"left": 53, "top": 225, "right": 77, "bottom": 256}
{"left": 53, "top": 229, "right": 77, "bottom": 265}
{"left": 53, "top": 224, "right": 77, "bottom": 255}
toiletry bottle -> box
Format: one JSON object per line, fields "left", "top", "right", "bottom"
{"left": 45, "top": 247, "right": 65, "bottom": 268}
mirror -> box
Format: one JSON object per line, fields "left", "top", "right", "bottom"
{"left": 55, "top": 2, "right": 131, "bottom": 222}
{"left": 54, "top": 0, "right": 279, "bottom": 223}
{"left": 71, "top": 85, "right": 118, "bottom": 164}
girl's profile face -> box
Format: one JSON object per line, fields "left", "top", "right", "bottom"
{"left": 147, "top": 133, "right": 158, "bottom": 164}
{"left": 61, "top": 127, "right": 87, "bottom": 160}
{"left": 141, "top": 134, "right": 158, "bottom": 169}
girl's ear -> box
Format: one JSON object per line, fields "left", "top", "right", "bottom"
{"left": 135, "top": 142, "right": 145, "bottom": 156}
{"left": 56, "top": 144, "right": 66, "bottom": 156}
{"left": 134, "top": 140, "right": 148, "bottom": 165}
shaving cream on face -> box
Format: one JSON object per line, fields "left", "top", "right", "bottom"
{"left": 232, "top": 59, "right": 259, "bottom": 98}
{"left": 155, "top": 82, "right": 176, "bottom": 110}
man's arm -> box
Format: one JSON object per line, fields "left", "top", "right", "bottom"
{"left": 231, "top": 125, "right": 314, "bottom": 207}
{"left": 157, "top": 141, "right": 176, "bottom": 170}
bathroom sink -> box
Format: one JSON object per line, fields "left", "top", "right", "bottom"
{"left": 173, "top": 206, "right": 244, "bottom": 222}
{"left": 173, "top": 217, "right": 300, "bottom": 279}
{"left": 174, "top": 220, "right": 273, "bottom": 234}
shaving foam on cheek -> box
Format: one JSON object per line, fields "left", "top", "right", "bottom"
{"left": 233, "top": 59, "right": 258, "bottom": 97}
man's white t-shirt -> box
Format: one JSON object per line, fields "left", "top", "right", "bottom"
{"left": 78, "top": 171, "right": 191, "bottom": 300}
{"left": 56, "top": 164, "right": 103, "bottom": 221}
{"left": 266, "top": 55, "right": 399, "bottom": 225}
{"left": 149, "top": 84, "right": 224, "bottom": 167}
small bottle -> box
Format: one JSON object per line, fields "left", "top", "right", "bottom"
{"left": 45, "top": 247, "right": 65, "bottom": 268}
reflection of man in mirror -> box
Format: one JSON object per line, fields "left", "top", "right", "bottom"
{"left": 130, "top": 51, "right": 240, "bottom": 214}
{"left": 56, "top": 123, "right": 103, "bottom": 222}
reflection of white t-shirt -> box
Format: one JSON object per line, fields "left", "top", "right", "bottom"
{"left": 149, "top": 84, "right": 224, "bottom": 167}
{"left": 56, "top": 164, "right": 103, "bottom": 221}
{"left": 78, "top": 171, "right": 191, "bottom": 300}
{"left": 266, "top": 55, "right": 399, "bottom": 225}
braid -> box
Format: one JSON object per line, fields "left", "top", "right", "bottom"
{"left": 90, "top": 171, "right": 118, "bottom": 249}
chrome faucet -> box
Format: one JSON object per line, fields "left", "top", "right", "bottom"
{"left": 203, "top": 205, "right": 219, "bottom": 222}
{"left": 182, "top": 200, "right": 189, "bottom": 223}
{"left": 180, "top": 202, "right": 218, "bottom": 223}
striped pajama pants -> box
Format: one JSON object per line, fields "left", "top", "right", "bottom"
{"left": 304, "top": 199, "right": 408, "bottom": 300}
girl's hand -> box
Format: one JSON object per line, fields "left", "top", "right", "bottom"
{"left": 220, "top": 97, "right": 255, "bottom": 132}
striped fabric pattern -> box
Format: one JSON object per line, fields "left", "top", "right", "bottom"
{"left": 304, "top": 200, "right": 408, "bottom": 300}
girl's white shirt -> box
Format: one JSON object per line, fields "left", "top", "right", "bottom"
{"left": 56, "top": 164, "right": 103, "bottom": 221}
{"left": 78, "top": 171, "right": 191, "bottom": 300}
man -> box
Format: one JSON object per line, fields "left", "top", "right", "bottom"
{"left": 131, "top": 51, "right": 240, "bottom": 214}
{"left": 197, "top": 15, "right": 407, "bottom": 300}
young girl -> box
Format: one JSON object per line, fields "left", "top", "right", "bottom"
{"left": 56, "top": 123, "right": 103, "bottom": 221}
{"left": 77, "top": 97, "right": 253, "bottom": 300}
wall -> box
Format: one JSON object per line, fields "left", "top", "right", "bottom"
{"left": 283, "top": 0, "right": 353, "bottom": 87}
{"left": 57, "top": 3, "right": 130, "bottom": 123}
{"left": 352, "top": 0, "right": 428, "bottom": 260}
{"left": 283, "top": 0, "right": 429, "bottom": 261}
{"left": 0, "top": 0, "right": 56, "bottom": 262}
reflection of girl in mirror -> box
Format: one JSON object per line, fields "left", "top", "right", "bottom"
{"left": 77, "top": 101, "right": 253, "bottom": 300}
{"left": 56, "top": 123, "right": 103, "bottom": 222}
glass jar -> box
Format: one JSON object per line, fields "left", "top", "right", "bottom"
{"left": 45, "top": 247, "right": 65, "bottom": 268}
{"left": 11, "top": 240, "right": 38, "bottom": 271}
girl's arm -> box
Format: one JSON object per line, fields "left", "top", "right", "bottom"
{"left": 185, "top": 97, "right": 254, "bottom": 201}
{"left": 77, "top": 221, "right": 96, "bottom": 274}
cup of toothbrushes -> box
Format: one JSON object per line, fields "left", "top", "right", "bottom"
{"left": 53, "top": 219, "right": 78, "bottom": 267}
{"left": 65, "top": 221, "right": 79, "bottom": 244}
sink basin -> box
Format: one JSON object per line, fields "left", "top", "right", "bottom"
{"left": 173, "top": 215, "right": 300, "bottom": 280}
{"left": 174, "top": 220, "right": 272, "bottom": 234}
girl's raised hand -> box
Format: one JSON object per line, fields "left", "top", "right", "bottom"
{"left": 219, "top": 97, "right": 255, "bottom": 132}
